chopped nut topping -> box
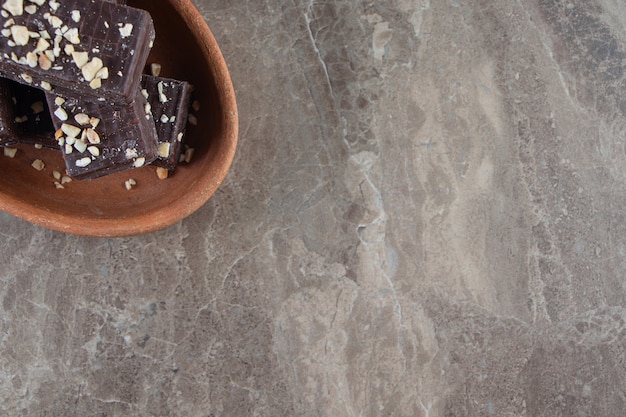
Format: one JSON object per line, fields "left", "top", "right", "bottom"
{"left": 192, "top": 100, "right": 201, "bottom": 112}
{"left": 74, "top": 113, "right": 89, "bottom": 125}
{"left": 2, "top": 0, "right": 23, "bottom": 17}
{"left": 52, "top": 170, "right": 61, "bottom": 181}
{"left": 48, "top": 15, "right": 62, "bottom": 29}
{"left": 38, "top": 53, "right": 52, "bottom": 70}
{"left": 53, "top": 106, "right": 67, "bottom": 121}
{"left": 34, "top": 37, "right": 50, "bottom": 53}
{"left": 31, "top": 159, "right": 45, "bottom": 171}
{"left": 133, "top": 157, "right": 145, "bottom": 168}
{"left": 87, "top": 146, "right": 99, "bottom": 156}
{"left": 71, "top": 51, "right": 88, "bottom": 68}
{"left": 81, "top": 57, "right": 103, "bottom": 82}
{"left": 89, "top": 77, "right": 101, "bottom": 89}
{"left": 20, "top": 73, "right": 32, "bottom": 83}
{"left": 125, "top": 148, "right": 138, "bottom": 159}
{"left": 157, "top": 142, "right": 171, "bottom": 158}
{"left": 85, "top": 128, "right": 100, "bottom": 144}
{"left": 95, "top": 66, "right": 108, "bottom": 80}
{"left": 157, "top": 81, "right": 167, "bottom": 103}
{"left": 188, "top": 114, "right": 198, "bottom": 126}
{"left": 25, "top": 52, "right": 37, "bottom": 67}
{"left": 63, "top": 27, "right": 79, "bottom": 44}
{"left": 61, "top": 123, "right": 80, "bottom": 138}
{"left": 75, "top": 157, "right": 91, "bottom": 167}
{"left": 70, "top": 10, "right": 80, "bottom": 23}
{"left": 73, "top": 139, "right": 87, "bottom": 153}
{"left": 118, "top": 23, "right": 133, "bottom": 38}
{"left": 11, "top": 24, "right": 29, "bottom": 45}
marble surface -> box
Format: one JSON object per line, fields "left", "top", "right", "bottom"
{"left": 2, "top": 0, "right": 626, "bottom": 415}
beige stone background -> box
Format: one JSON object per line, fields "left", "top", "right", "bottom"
{"left": 2, "top": 0, "right": 626, "bottom": 415}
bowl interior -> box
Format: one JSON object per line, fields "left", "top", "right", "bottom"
{"left": 0, "top": 0, "right": 237, "bottom": 236}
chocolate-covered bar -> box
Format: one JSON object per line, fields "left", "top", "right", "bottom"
{"left": 46, "top": 89, "right": 158, "bottom": 180}
{"left": 141, "top": 75, "right": 192, "bottom": 170}
{"left": 7, "top": 79, "right": 56, "bottom": 148}
{"left": 0, "top": 77, "right": 18, "bottom": 146}
{"left": 0, "top": 0, "right": 154, "bottom": 101}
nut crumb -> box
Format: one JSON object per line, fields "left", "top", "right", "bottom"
{"left": 31, "top": 159, "right": 45, "bottom": 171}
{"left": 184, "top": 147, "right": 195, "bottom": 163}
{"left": 124, "top": 178, "right": 137, "bottom": 190}
{"left": 156, "top": 167, "right": 169, "bottom": 180}
{"left": 3, "top": 147, "right": 17, "bottom": 158}
{"left": 150, "top": 63, "right": 161, "bottom": 77}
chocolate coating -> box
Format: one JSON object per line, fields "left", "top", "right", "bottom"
{"left": 0, "top": 0, "right": 154, "bottom": 101}
{"left": 141, "top": 75, "right": 192, "bottom": 170}
{"left": 46, "top": 89, "right": 159, "bottom": 180}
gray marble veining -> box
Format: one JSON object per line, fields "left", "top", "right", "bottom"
{"left": 2, "top": 0, "right": 626, "bottom": 415}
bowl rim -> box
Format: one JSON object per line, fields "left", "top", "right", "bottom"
{"left": 0, "top": 0, "right": 238, "bottom": 237}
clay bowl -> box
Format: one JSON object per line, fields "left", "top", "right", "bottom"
{"left": 0, "top": 0, "right": 237, "bottom": 237}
